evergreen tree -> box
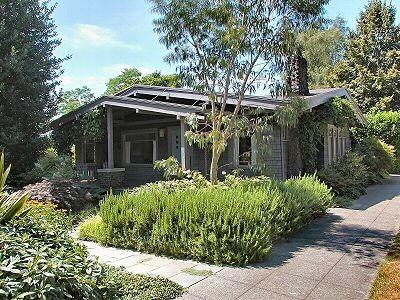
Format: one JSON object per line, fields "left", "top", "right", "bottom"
{"left": 329, "top": 0, "right": 400, "bottom": 113}
{"left": 0, "top": 0, "right": 64, "bottom": 184}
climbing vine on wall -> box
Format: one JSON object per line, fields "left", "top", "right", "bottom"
{"left": 298, "top": 97, "right": 357, "bottom": 173}
{"left": 53, "top": 108, "right": 106, "bottom": 155}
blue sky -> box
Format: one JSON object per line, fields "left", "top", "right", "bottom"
{"left": 53, "top": 0, "right": 400, "bottom": 96}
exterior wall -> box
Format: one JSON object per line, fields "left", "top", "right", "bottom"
{"left": 189, "top": 125, "right": 285, "bottom": 180}
{"left": 266, "top": 125, "right": 285, "bottom": 179}
{"left": 98, "top": 168, "right": 125, "bottom": 188}
{"left": 75, "top": 110, "right": 287, "bottom": 186}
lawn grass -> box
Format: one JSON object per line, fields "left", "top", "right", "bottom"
{"left": 370, "top": 232, "right": 400, "bottom": 300}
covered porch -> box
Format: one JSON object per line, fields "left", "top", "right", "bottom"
{"left": 77, "top": 96, "right": 205, "bottom": 187}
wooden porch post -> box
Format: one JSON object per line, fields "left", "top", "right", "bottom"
{"left": 107, "top": 106, "right": 114, "bottom": 169}
{"left": 180, "top": 118, "right": 187, "bottom": 169}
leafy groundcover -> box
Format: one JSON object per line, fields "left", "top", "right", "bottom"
{"left": 0, "top": 203, "right": 183, "bottom": 300}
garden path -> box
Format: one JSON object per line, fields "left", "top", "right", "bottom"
{"left": 83, "top": 175, "right": 400, "bottom": 300}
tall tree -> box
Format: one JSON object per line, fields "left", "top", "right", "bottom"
{"left": 329, "top": 0, "right": 400, "bottom": 113}
{"left": 0, "top": 0, "right": 64, "bottom": 184}
{"left": 150, "top": 0, "right": 327, "bottom": 183}
{"left": 59, "top": 86, "right": 95, "bottom": 115}
{"left": 297, "top": 17, "right": 348, "bottom": 88}
{"left": 105, "top": 68, "right": 181, "bottom": 95}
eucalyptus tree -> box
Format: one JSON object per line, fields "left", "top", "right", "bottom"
{"left": 150, "top": 0, "right": 327, "bottom": 183}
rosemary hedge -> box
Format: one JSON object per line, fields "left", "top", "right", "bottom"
{"left": 80, "top": 174, "right": 333, "bottom": 265}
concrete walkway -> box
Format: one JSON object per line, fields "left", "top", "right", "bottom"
{"left": 83, "top": 175, "right": 400, "bottom": 300}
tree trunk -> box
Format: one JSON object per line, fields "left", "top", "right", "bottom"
{"left": 209, "top": 146, "right": 221, "bottom": 185}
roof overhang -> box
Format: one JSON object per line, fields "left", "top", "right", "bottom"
{"left": 307, "top": 88, "right": 366, "bottom": 125}
{"left": 120, "top": 85, "right": 285, "bottom": 110}
{"left": 51, "top": 86, "right": 366, "bottom": 128}
{"left": 51, "top": 95, "right": 203, "bottom": 128}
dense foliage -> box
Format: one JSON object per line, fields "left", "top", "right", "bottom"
{"left": 53, "top": 107, "right": 106, "bottom": 155}
{"left": 79, "top": 174, "right": 332, "bottom": 265}
{"left": 58, "top": 86, "right": 95, "bottom": 115}
{"left": 26, "top": 148, "right": 76, "bottom": 182}
{"left": 318, "top": 152, "right": 369, "bottom": 200}
{"left": 329, "top": 0, "right": 400, "bottom": 113}
{"left": 0, "top": 202, "right": 183, "bottom": 300}
{"left": 105, "top": 68, "right": 181, "bottom": 95}
{"left": 367, "top": 111, "right": 400, "bottom": 151}
{"left": 298, "top": 97, "right": 357, "bottom": 172}
{"left": 0, "top": 0, "right": 64, "bottom": 185}
{"left": 297, "top": 17, "right": 348, "bottom": 89}
{"left": 354, "top": 137, "right": 395, "bottom": 182}
{"left": 318, "top": 137, "right": 394, "bottom": 201}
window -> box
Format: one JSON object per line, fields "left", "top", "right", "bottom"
{"left": 238, "top": 136, "right": 252, "bottom": 166}
{"left": 329, "top": 128, "right": 334, "bottom": 164}
{"left": 282, "top": 126, "right": 290, "bottom": 141}
{"left": 124, "top": 131, "right": 156, "bottom": 164}
{"left": 84, "top": 140, "right": 95, "bottom": 164}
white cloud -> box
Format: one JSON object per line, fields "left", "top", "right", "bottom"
{"left": 137, "top": 66, "right": 155, "bottom": 75}
{"left": 59, "top": 75, "right": 107, "bottom": 96}
{"left": 67, "top": 24, "right": 141, "bottom": 51}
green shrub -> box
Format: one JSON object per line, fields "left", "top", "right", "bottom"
{"left": 28, "top": 148, "right": 76, "bottom": 181}
{"left": 0, "top": 203, "right": 183, "bottom": 300}
{"left": 367, "top": 110, "right": 400, "bottom": 150}
{"left": 83, "top": 174, "right": 332, "bottom": 265}
{"left": 354, "top": 137, "right": 395, "bottom": 182}
{"left": 79, "top": 214, "right": 107, "bottom": 244}
{"left": 318, "top": 152, "right": 369, "bottom": 199}
{"left": 0, "top": 151, "right": 30, "bottom": 224}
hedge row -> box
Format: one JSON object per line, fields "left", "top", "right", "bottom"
{"left": 79, "top": 174, "right": 332, "bottom": 265}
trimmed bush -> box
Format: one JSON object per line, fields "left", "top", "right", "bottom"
{"left": 80, "top": 174, "right": 332, "bottom": 265}
{"left": 318, "top": 152, "right": 369, "bottom": 199}
{"left": 79, "top": 214, "right": 107, "bottom": 243}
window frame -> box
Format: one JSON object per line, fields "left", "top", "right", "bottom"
{"left": 234, "top": 135, "right": 257, "bottom": 167}
{"left": 82, "top": 139, "right": 96, "bottom": 166}
{"left": 122, "top": 129, "right": 158, "bottom": 166}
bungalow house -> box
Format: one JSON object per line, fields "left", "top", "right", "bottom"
{"left": 51, "top": 55, "right": 365, "bottom": 187}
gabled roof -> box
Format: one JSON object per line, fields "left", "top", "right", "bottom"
{"left": 52, "top": 95, "right": 203, "bottom": 127}
{"left": 51, "top": 85, "right": 366, "bottom": 128}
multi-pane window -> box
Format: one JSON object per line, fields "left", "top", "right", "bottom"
{"left": 124, "top": 132, "right": 157, "bottom": 164}
{"left": 327, "top": 125, "right": 348, "bottom": 165}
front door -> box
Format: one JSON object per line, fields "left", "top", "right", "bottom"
{"left": 169, "top": 127, "right": 181, "bottom": 163}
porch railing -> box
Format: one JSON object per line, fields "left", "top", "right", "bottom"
{"left": 76, "top": 164, "right": 98, "bottom": 179}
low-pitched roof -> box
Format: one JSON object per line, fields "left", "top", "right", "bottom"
{"left": 51, "top": 85, "right": 366, "bottom": 127}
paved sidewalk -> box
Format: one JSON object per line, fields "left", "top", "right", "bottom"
{"left": 83, "top": 175, "right": 400, "bottom": 300}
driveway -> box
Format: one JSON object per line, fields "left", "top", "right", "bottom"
{"left": 84, "top": 175, "right": 400, "bottom": 300}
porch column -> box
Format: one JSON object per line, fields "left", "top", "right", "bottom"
{"left": 180, "top": 118, "right": 187, "bottom": 169}
{"left": 107, "top": 106, "right": 114, "bottom": 168}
